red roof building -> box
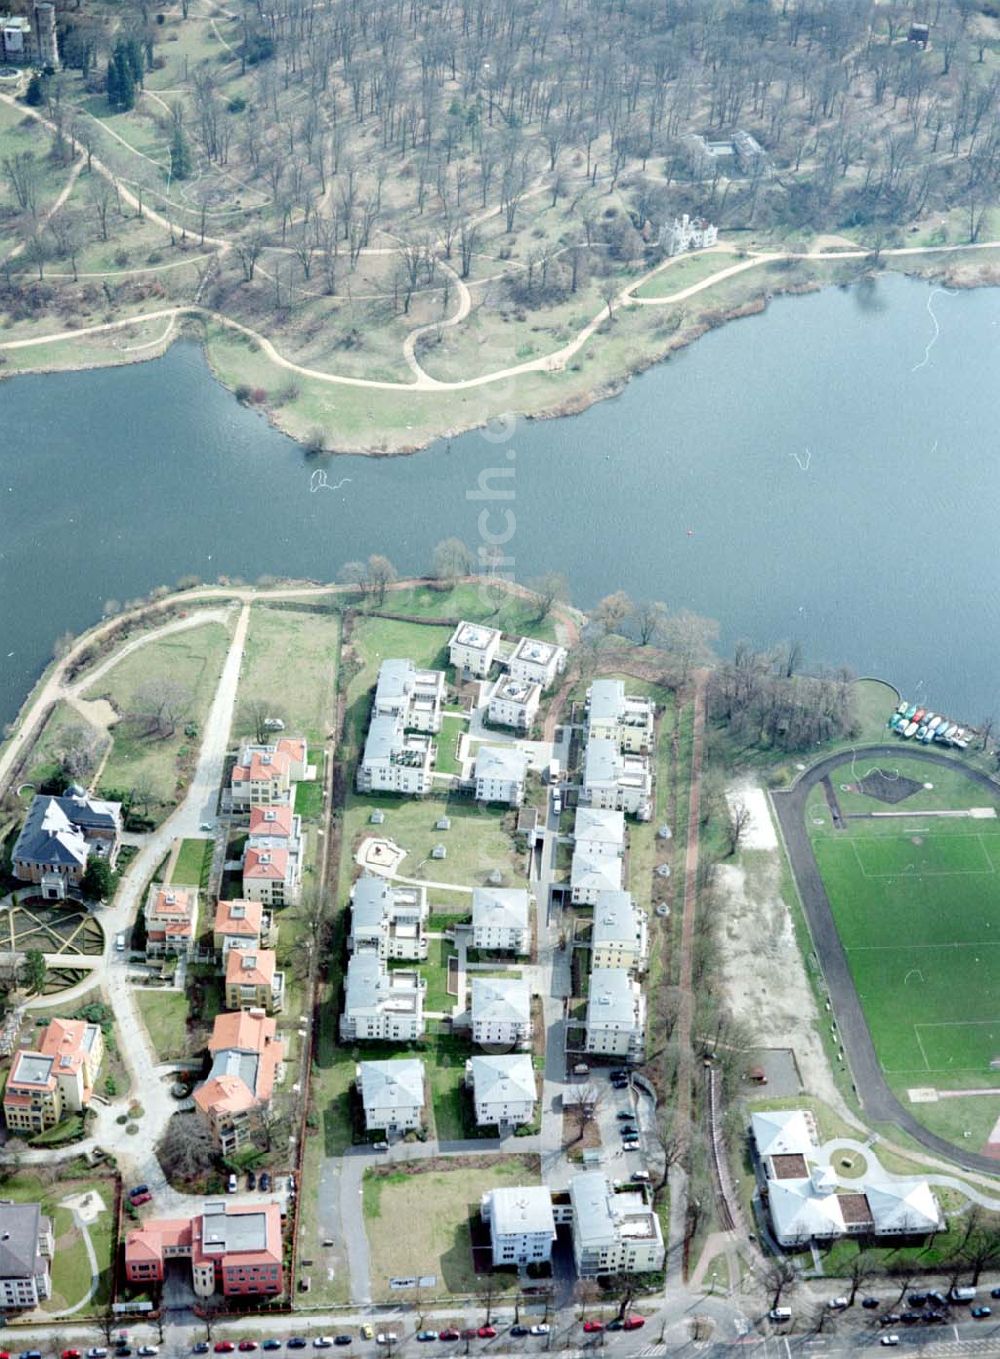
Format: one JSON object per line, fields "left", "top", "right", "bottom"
{"left": 124, "top": 1202, "right": 283, "bottom": 1297}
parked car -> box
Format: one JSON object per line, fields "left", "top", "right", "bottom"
{"left": 622, "top": 1140, "right": 640, "bottom": 1151}
{"left": 605, "top": 1321, "right": 623, "bottom": 1332}
{"left": 375, "top": 1338, "right": 397, "bottom": 1348}
{"left": 192, "top": 1346, "right": 210, "bottom": 1354}
{"left": 128, "top": 1185, "right": 149, "bottom": 1199}
{"left": 227, "top": 1173, "right": 238, "bottom": 1193}
{"left": 246, "top": 1171, "right": 257, "bottom": 1190}
{"left": 262, "top": 1344, "right": 282, "bottom": 1351}
{"left": 476, "top": 1329, "right": 496, "bottom": 1341}
{"left": 972, "top": 1307, "right": 993, "bottom": 1319}
{"left": 509, "top": 1327, "right": 528, "bottom": 1337}
{"left": 372, "top": 1141, "right": 389, "bottom": 1151}
{"left": 622, "top": 1317, "right": 645, "bottom": 1332}
{"left": 609, "top": 1069, "right": 628, "bottom": 1079}
{"left": 238, "top": 1344, "right": 258, "bottom": 1352}
{"left": 900, "top": 1313, "right": 922, "bottom": 1324}
{"left": 130, "top": 1192, "right": 152, "bottom": 1206}
{"left": 862, "top": 1298, "right": 880, "bottom": 1310}
{"left": 62, "top": 1349, "right": 82, "bottom": 1357}
{"left": 437, "top": 1332, "right": 460, "bottom": 1343}
{"left": 616, "top": 1110, "right": 635, "bottom": 1120}
{"left": 287, "top": 1343, "right": 308, "bottom": 1350}
{"left": 416, "top": 1334, "right": 438, "bottom": 1343}
{"left": 112, "top": 1350, "right": 130, "bottom": 1357}
{"left": 582, "top": 1321, "right": 604, "bottom": 1333}
{"left": 312, "top": 1340, "right": 334, "bottom": 1350}
{"left": 359, "top": 1331, "right": 374, "bottom": 1343}
{"left": 610, "top": 1078, "right": 629, "bottom": 1089}
{"left": 137, "top": 1348, "right": 158, "bottom": 1355}
{"left": 907, "top": 1293, "right": 927, "bottom": 1307}
{"left": 827, "top": 1297, "right": 848, "bottom": 1310}
{"left": 259, "top": 1172, "right": 271, "bottom": 1192}
{"left": 928, "top": 1291, "right": 948, "bottom": 1307}
{"left": 880, "top": 1336, "right": 900, "bottom": 1348}
{"left": 528, "top": 1327, "right": 548, "bottom": 1338}
{"left": 991, "top": 1288, "right": 1000, "bottom": 1299}
{"left": 334, "top": 1341, "right": 352, "bottom": 1349}
{"left": 88, "top": 1349, "right": 109, "bottom": 1357}
{"left": 214, "top": 1346, "right": 235, "bottom": 1354}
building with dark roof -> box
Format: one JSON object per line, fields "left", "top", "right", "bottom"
{"left": 0, "top": 1202, "right": 53, "bottom": 1308}
{"left": 12, "top": 791, "right": 121, "bottom": 899}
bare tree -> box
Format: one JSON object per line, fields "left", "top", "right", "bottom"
{"left": 633, "top": 600, "right": 668, "bottom": 646}
{"left": 725, "top": 799, "right": 752, "bottom": 857}
{"left": 132, "top": 677, "right": 192, "bottom": 738}
{"left": 157, "top": 1112, "right": 215, "bottom": 1183}
{"left": 432, "top": 537, "right": 474, "bottom": 583}
{"left": 526, "top": 571, "right": 568, "bottom": 622}
{"left": 592, "top": 590, "right": 633, "bottom": 636}
{"left": 241, "top": 698, "right": 284, "bottom": 745}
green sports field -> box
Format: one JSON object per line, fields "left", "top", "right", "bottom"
{"left": 808, "top": 759, "right": 1000, "bottom": 1088}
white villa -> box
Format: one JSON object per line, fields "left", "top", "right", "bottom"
{"left": 487, "top": 675, "right": 541, "bottom": 731}
{"left": 586, "top": 680, "right": 655, "bottom": 753}
{"left": 591, "top": 890, "right": 648, "bottom": 973}
{"left": 571, "top": 807, "right": 626, "bottom": 906}
{"left": 471, "top": 887, "right": 530, "bottom": 955}
{"left": 465, "top": 1053, "right": 537, "bottom": 1131}
{"left": 348, "top": 874, "right": 429, "bottom": 961}
{"left": 340, "top": 953, "right": 426, "bottom": 1042}
{"left": 663, "top": 213, "right": 718, "bottom": 257}
{"left": 471, "top": 976, "right": 532, "bottom": 1047}
{"left": 584, "top": 968, "right": 646, "bottom": 1060}
{"left": 481, "top": 1186, "right": 556, "bottom": 1267}
{"left": 474, "top": 745, "right": 528, "bottom": 807}
{"left": 507, "top": 636, "right": 567, "bottom": 689}
{"left": 449, "top": 620, "right": 502, "bottom": 678}
{"left": 582, "top": 738, "right": 652, "bottom": 818}
{"left": 357, "top": 1058, "right": 426, "bottom": 1135}
{"left": 356, "top": 712, "right": 435, "bottom": 796}
{"left": 373, "top": 659, "right": 446, "bottom": 734}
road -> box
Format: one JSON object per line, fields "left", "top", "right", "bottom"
{"left": 770, "top": 745, "right": 1000, "bottom": 1177}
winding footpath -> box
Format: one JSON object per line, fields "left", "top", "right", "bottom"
{"left": 771, "top": 744, "right": 1000, "bottom": 1177}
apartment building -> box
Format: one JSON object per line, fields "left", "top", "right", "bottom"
{"left": 471, "top": 976, "right": 531, "bottom": 1048}
{"left": 0, "top": 1204, "right": 53, "bottom": 1309}
{"left": 449, "top": 620, "right": 502, "bottom": 678}
{"left": 230, "top": 738, "right": 308, "bottom": 810}
{"left": 241, "top": 804, "right": 303, "bottom": 906}
{"left": 584, "top": 968, "right": 646, "bottom": 1060}
{"left": 145, "top": 883, "right": 199, "bottom": 958}
{"left": 224, "top": 948, "right": 284, "bottom": 1014}
{"left": 569, "top": 1172, "right": 665, "bottom": 1277}
{"left": 212, "top": 898, "right": 273, "bottom": 959}
{"left": 465, "top": 1053, "right": 537, "bottom": 1131}
{"left": 591, "top": 890, "right": 648, "bottom": 973}
{"left": 586, "top": 680, "right": 655, "bottom": 753}
{"left": 481, "top": 1186, "right": 556, "bottom": 1267}
{"left": 507, "top": 636, "right": 567, "bottom": 689}
{"left": 356, "top": 713, "right": 435, "bottom": 796}
{"left": 486, "top": 675, "right": 541, "bottom": 731}
{"left": 471, "top": 887, "right": 530, "bottom": 955}
{"left": 474, "top": 745, "right": 528, "bottom": 807}
{"left": 12, "top": 790, "right": 121, "bottom": 899}
{"left": 348, "top": 874, "right": 429, "bottom": 961}
{"left": 125, "top": 1202, "right": 283, "bottom": 1297}
{"left": 194, "top": 1009, "right": 284, "bottom": 1156}
{"left": 3, "top": 1017, "right": 104, "bottom": 1133}
{"left": 581, "top": 739, "right": 652, "bottom": 818}
{"left": 357, "top": 1058, "right": 426, "bottom": 1134}
{"left": 340, "top": 953, "right": 425, "bottom": 1042}
{"left": 373, "top": 658, "right": 446, "bottom": 733}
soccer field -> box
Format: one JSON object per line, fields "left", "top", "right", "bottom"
{"left": 810, "top": 806, "right": 1000, "bottom": 1081}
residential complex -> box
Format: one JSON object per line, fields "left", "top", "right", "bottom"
{"left": 0, "top": 1203, "right": 53, "bottom": 1309}
{"left": 3, "top": 1017, "right": 104, "bottom": 1133}
{"left": 340, "top": 952, "right": 426, "bottom": 1042}
{"left": 591, "top": 890, "right": 648, "bottom": 973}
{"left": 213, "top": 898, "right": 271, "bottom": 959}
{"left": 373, "top": 658, "right": 446, "bottom": 733}
{"left": 584, "top": 968, "right": 646, "bottom": 1059}
{"left": 357, "top": 1058, "right": 426, "bottom": 1135}
{"left": 474, "top": 745, "right": 528, "bottom": 806}
{"left": 242, "top": 804, "right": 303, "bottom": 906}
{"left": 12, "top": 790, "right": 121, "bottom": 898}
{"left": 124, "top": 1202, "right": 283, "bottom": 1297}
{"left": 194, "top": 1009, "right": 284, "bottom": 1156}
{"left": 581, "top": 738, "right": 652, "bottom": 818}
{"left": 348, "top": 874, "right": 429, "bottom": 961}
{"left": 481, "top": 1185, "right": 556, "bottom": 1267}
{"left": 486, "top": 675, "right": 541, "bottom": 731}
{"left": 471, "top": 976, "right": 532, "bottom": 1047}
{"left": 145, "top": 883, "right": 199, "bottom": 959}
{"left": 356, "top": 712, "right": 435, "bottom": 796}
{"left": 585, "top": 680, "right": 655, "bottom": 753}
{"left": 568, "top": 1172, "right": 665, "bottom": 1277}
{"left": 465, "top": 1053, "right": 537, "bottom": 1132}
{"left": 471, "top": 886, "right": 530, "bottom": 954}
{"left": 507, "top": 636, "right": 567, "bottom": 689}
{"left": 449, "top": 620, "right": 502, "bottom": 677}
{"left": 230, "top": 738, "right": 308, "bottom": 810}
{"left": 570, "top": 805, "right": 626, "bottom": 905}
{"left": 224, "top": 948, "right": 285, "bottom": 1014}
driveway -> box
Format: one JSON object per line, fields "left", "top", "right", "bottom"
{"left": 771, "top": 744, "right": 1000, "bottom": 1176}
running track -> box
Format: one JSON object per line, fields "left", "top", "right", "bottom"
{"left": 771, "top": 744, "right": 1000, "bottom": 1176}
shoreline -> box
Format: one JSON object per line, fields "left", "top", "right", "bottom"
{"left": 1, "top": 248, "right": 998, "bottom": 456}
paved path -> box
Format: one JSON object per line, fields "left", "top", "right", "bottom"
{"left": 816, "top": 1138, "right": 1000, "bottom": 1210}
{"left": 672, "top": 674, "right": 707, "bottom": 1144}
{"left": 771, "top": 744, "right": 1000, "bottom": 1177}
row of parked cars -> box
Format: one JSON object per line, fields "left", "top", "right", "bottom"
{"left": 192, "top": 1320, "right": 647, "bottom": 1353}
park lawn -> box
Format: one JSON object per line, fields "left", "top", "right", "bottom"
{"left": 383, "top": 583, "right": 563, "bottom": 643}
{"left": 135, "top": 988, "right": 190, "bottom": 1060}
{"left": 170, "top": 836, "right": 213, "bottom": 889}
{"left": 338, "top": 791, "right": 517, "bottom": 901}
{"left": 362, "top": 1155, "right": 540, "bottom": 1298}
{"left": 86, "top": 618, "right": 234, "bottom": 819}
{"left": 234, "top": 605, "right": 340, "bottom": 745}
{"left": 632, "top": 250, "right": 745, "bottom": 299}
{"left": 888, "top": 1083, "right": 1000, "bottom": 1150}
{"left": 0, "top": 1168, "right": 116, "bottom": 1312}
{"left": 391, "top": 937, "right": 455, "bottom": 1013}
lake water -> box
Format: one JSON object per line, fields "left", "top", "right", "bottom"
{"left": 2, "top": 272, "right": 999, "bottom": 730}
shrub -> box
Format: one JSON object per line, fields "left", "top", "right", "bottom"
{"left": 234, "top": 383, "right": 252, "bottom": 403}
{"left": 250, "top": 387, "right": 267, "bottom": 404}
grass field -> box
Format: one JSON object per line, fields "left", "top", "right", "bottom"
{"left": 234, "top": 605, "right": 340, "bottom": 744}
{"left": 362, "top": 1156, "right": 540, "bottom": 1297}
{"left": 135, "top": 989, "right": 190, "bottom": 1060}
{"left": 170, "top": 837, "right": 213, "bottom": 889}
{"left": 808, "top": 759, "right": 1000, "bottom": 1117}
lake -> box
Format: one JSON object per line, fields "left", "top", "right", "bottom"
{"left": 2, "top": 272, "right": 999, "bottom": 730}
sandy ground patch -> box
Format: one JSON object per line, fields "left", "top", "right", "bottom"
{"left": 67, "top": 696, "right": 117, "bottom": 731}
{"left": 725, "top": 780, "right": 778, "bottom": 851}
{"left": 61, "top": 1189, "right": 107, "bottom": 1223}
{"left": 715, "top": 850, "right": 851, "bottom": 1120}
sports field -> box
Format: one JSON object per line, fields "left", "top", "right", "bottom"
{"left": 808, "top": 760, "right": 1000, "bottom": 1086}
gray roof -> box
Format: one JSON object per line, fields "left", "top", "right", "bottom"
{"left": 359, "top": 1058, "right": 425, "bottom": 1112}
{"left": 586, "top": 968, "right": 641, "bottom": 1027}
{"left": 375, "top": 658, "right": 416, "bottom": 703}
{"left": 487, "top": 1185, "right": 555, "bottom": 1238}
{"left": 13, "top": 792, "right": 120, "bottom": 869}
{"left": 472, "top": 887, "right": 529, "bottom": 934}
{"left": 512, "top": 636, "right": 561, "bottom": 667}
{"left": 0, "top": 1203, "right": 44, "bottom": 1279}
{"left": 475, "top": 745, "right": 529, "bottom": 783}
{"left": 588, "top": 680, "right": 626, "bottom": 722}
{"left": 344, "top": 952, "right": 386, "bottom": 1013}
{"left": 362, "top": 712, "right": 405, "bottom": 765}
{"left": 469, "top": 1053, "right": 536, "bottom": 1105}
{"left": 10, "top": 1053, "right": 54, "bottom": 1085}
{"left": 351, "top": 874, "right": 392, "bottom": 930}
{"left": 751, "top": 1109, "right": 814, "bottom": 1158}
{"left": 471, "top": 976, "right": 531, "bottom": 1026}
{"left": 592, "top": 891, "right": 643, "bottom": 948}
{"left": 570, "top": 846, "right": 623, "bottom": 895}
{"left": 451, "top": 620, "right": 501, "bottom": 651}
{"left": 583, "top": 738, "right": 622, "bottom": 786}
{"left": 573, "top": 807, "right": 625, "bottom": 847}
{"left": 206, "top": 1047, "right": 261, "bottom": 1096}
{"left": 201, "top": 1204, "right": 268, "bottom": 1256}
{"left": 569, "top": 1172, "right": 655, "bottom": 1248}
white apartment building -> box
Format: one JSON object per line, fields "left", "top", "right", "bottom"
{"left": 471, "top": 976, "right": 532, "bottom": 1047}
{"left": 571, "top": 807, "right": 626, "bottom": 905}
{"left": 487, "top": 675, "right": 541, "bottom": 731}
{"left": 340, "top": 953, "right": 426, "bottom": 1042}
{"left": 465, "top": 1053, "right": 537, "bottom": 1130}
{"left": 471, "top": 887, "right": 530, "bottom": 955}
{"left": 584, "top": 968, "right": 646, "bottom": 1060}
{"left": 507, "top": 636, "right": 567, "bottom": 690}
{"left": 481, "top": 1186, "right": 556, "bottom": 1267}
{"left": 348, "top": 874, "right": 429, "bottom": 961}
{"left": 449, "top": 620, "right": 502, "bottom": 678}
{"left": 373, "top": 659, "right": 446, "bottom": 734}
{"left": 0, "top": 1204, "right": 53, "bottom": 1309}
{"left": 357, "top": 1058, "right": 426, "bottom": 1134}
{"left": 569, "top": 1172, "right": 665, "bottom": 1277}
{"left": 586, "top": 680, "right": 655, "bottom": 753}
{"left": 582, "top": 739, "right": 652, "bottom": 818}
{"left": 356, "top": 713, "right": 435, "bottom": 796}
{"left": 474, "top": 745, "right": 528, "bottom": 807}
{"left": 591, "top": 890, "right": 648, "bottom": 973}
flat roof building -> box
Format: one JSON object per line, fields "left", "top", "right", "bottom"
{"left": 481, "top": 1185, "right": 556, "bottom": 1267}
{"left": 569, "top": 1172, "right": 665, "bottom": 1277}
